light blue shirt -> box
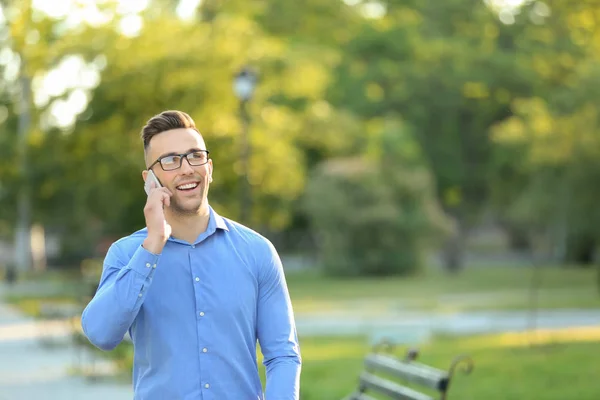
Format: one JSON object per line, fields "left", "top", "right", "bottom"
{"left": 81, "top": 206, "right": 301, "bottom": 399}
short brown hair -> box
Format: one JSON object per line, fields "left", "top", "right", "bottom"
{"left": 141, "top": 110, "right": 199, "bottom": 150}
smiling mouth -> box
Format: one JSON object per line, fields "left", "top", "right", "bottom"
{"left": 176, "top": 182, "right": 199, "bottom": 191}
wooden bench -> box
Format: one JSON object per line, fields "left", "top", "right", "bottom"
{"left": 344, "top": 340, "right": 474, "bottom": 400}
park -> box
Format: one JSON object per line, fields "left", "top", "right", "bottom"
{"left": 1, "top": 0, "right": 600, "bottom": 399}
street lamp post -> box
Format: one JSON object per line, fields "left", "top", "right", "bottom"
{"left": 233, "top": 66, "right": 257, "bottom": 225}
{"left": 14, "top": 60, "right": 32, "bottom": 280}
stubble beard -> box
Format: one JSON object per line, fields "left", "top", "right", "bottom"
{"left": 170, "top": 183, "right": 208, "bottom": 216}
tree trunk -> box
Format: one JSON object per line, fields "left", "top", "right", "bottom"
{"left": 566, "top": 234, "right": 596, "bottom": 267}
{"left": 441, "top": 218, "right": 466, "bottom": 273}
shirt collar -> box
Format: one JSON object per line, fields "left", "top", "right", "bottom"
{"left": 209, "top": 205, "right": 229, "bottom": 231}
{"left": 166, "top": 205, "right": 229, "bottom": 245}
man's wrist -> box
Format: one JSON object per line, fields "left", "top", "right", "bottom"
{"left": 143, "top": 236, "right": 167, "bottom": 254}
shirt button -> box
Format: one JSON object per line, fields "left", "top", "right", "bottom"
{"left": 191, "top": 245, "right": 196, "bottom": 249}
{"left": 152, "top": 264, "right": 157, "bottom": 269}
{"left": 199, "top": 311, "right": 205, "bottom": 317}
{"left": 202, "top": 348, "right": 208, "bottom": 353}
{"left": 204, "top": 383, "right": 210, "bottom": 389}
{"left": 138, "top": 293, "right": 143, "bottom": 298}
{"left": 145, "top": 263, "right": 151, "bottom": 268}
{"left": 195, "top": 277, "right": 200, "bottom": 282}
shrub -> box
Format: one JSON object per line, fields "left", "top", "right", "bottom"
{"left": 304, "top": 155, "right": 452, "bottom": 277}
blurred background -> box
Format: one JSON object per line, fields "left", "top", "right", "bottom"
{"left": 1, "top": 0, "right": 600, "bottom": 399}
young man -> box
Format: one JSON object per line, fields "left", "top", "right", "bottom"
{"left": 81, "top": 110, "right": 302, "bottom": 399}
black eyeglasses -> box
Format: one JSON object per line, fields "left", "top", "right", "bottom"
{"left": 148, "top": 150, "right": 210, "bottom": 171}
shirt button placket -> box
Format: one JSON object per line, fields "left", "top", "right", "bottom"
{"left": 192, "top": 242, "right": 208, "bottom": 392}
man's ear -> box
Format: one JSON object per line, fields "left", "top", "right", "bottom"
{"left": 142, "top": 170, "right": 148, "bottom": 182}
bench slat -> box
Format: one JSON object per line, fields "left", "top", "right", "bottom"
{"left": 364, "top": 353, "right": 448, "bottom": 392}
{"left": 360, "top": 372, "right": 434, "bottom": 400}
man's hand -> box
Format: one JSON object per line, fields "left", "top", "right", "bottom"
{"left": 143, "top": 182, "right": 173, "bottom": 254}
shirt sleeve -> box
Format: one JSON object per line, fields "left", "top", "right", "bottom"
{"left": 256, "top": 239, "right": 302, "bottom": 400}
{"left": 81, "top": 242, "right": 160, "bottom": 351}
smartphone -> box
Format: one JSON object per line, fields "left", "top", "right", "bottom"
{"left": 144, "top": 170, "right": 162, "bottom": 195}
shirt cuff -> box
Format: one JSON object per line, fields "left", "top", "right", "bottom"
{"left": 129, "top": 244, "right": 161, "bottom": 277}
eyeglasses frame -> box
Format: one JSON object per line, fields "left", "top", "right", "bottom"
{"left": 147, "top": 149, "right": 211, "bottom": 171}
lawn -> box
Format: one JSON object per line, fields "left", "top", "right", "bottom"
{"left": 282, "top": 333, "right": 600, "bottom": 400}
{"left": 4, "top": 265, "right": 600, "bottom": 318}
{"left": 4, "top": 265, "right": 598, "bottom": 399}
{"left": 285, "top": 265, "right": 600, "bottom": 313}
{"left": 88, "top": 331, "right": 600, "bottom": 400}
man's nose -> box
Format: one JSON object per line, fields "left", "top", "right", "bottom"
{"left": 180, "top": 157, "right": 194, "bottom": 174}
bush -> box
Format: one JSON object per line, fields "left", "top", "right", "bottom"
{"left": 304, "top": 154, "right": 452, "bottom": 277}
{"left": 304, "top": 120, "right": 453, "bottom": 277}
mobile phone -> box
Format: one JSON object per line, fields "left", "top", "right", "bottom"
{"left": 144, "top": 170, "right": 162, "bottom": 195}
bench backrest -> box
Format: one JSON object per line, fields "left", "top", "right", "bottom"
{"left": 346, "top": 347, "right": 473, "bottom": 400}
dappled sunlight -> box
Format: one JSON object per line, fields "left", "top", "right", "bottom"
{"left": 0, "top": 317, "right": 75, "bottom": 343}
{"left": 456, "top": 326, "right": 600, "bottom": 350}
{"left": 0, "top": 365, "right": 73, "bottom": 386}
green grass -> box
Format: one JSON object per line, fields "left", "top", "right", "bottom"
{"left": 5, "top": 265, "right": 597, "bottom": 399}
{"left": 3, "top": 296, "right": 80, "bottom": 318}
{"left": 5, "top": 265, "right": 600, "bottom": 318}
{"left": 285, "top": 266, "right": 600, "bottom": 313}
{"left": 285, "top": 334, "right": 600, "bottom": 400}
{"left": 71, "top": 331, "right": 600, "bottom": 400}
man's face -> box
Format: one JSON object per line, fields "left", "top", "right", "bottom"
{"left": 143, "top": 128, "right": 213, "bottom": 215}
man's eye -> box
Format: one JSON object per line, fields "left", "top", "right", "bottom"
{"left": 162, "top": 156, "right": 179, "bottom": 165}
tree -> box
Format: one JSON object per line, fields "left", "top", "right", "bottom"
{"left": 304, "top": 119, "right": 452, "bottom": 277}
{"left": 490, "top": 0, "right": 600, "bottom": 265}
{"left": 0, "top": 0, "right": 118, "bottom": 268}
{"left": 327, "top": 0, "right": 534, "bottom": 271}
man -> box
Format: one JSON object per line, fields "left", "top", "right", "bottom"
{"left": 81, "top": 110, "right": 302, "bottom": 400}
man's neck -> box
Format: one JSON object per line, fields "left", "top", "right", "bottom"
{"left": 166, "top": 204, "right": 210, "bottom": 244}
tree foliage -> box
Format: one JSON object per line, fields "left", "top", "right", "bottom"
{"left": 1, "top": 0, "right": 600, "bottom": 272}
{"left": 304, "top": 125, "right": 452, "bottom": 277}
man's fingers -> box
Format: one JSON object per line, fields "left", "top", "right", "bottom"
{"left": 149, "top": 187, "right": 172, "bottom": 198}
{"left": 157, "top": 187, "right": 173, "bottom": 197}
{"left": 156, "top": 191, "right": 170, "bottom": 207}
{"left": 146, "top": 188, "right": 172, "bottom": 210}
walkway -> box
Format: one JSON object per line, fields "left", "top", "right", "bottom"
{"left": 0, "top": 287, "right": 133, "bottom": 400}
{"left": 295, "top": 308, "right": 600, "bottom": 343}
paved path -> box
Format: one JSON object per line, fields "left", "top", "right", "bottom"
{"left": 0, "top": 339, "right": 133, "bottom": 400}
{"left": 295, "top": 309, "right": 600, "bottom": 342}
{"left": 0, "top": 289, "right": 133, "bottom": 400}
